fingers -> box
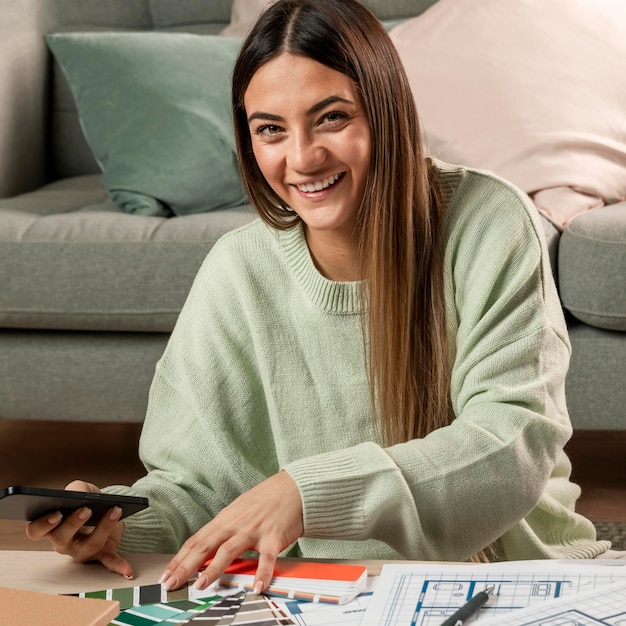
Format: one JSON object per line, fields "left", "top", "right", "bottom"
{"left": 48, "top": 507, "right": 95, "bottom": 554}
{"left": 190, "top": 542, "right": 279, "bottom": 594}
{"left": 27, "top": 505, "right": 128, "bottom": 569}
{"left": 162, "top": 472, "right": 303, "bottom": 593}
{"left": 24, "top": 481, "right": 132, "bottom": 580}
{"left": 66, "top": 506, "right": 123, "bottom": 562}
{"left": 26, "top": 506, "right": 93, "bottom": 543}
{"left": 192, "top": 537, "right": 247, "bottom": 591}
{"left": 69, "top": 508, "right": 134, "bottom": 579}
{"left": 198, "top": 536, "right": 283, "bottom": 593}
{"left": 55, "top": 506, "right": 134, "bottom": 579}
{"left": 27, "top": 480, "right": 101, "bottom": 542}
{"left": 252, "top": 550, "right": 279, "bottom": 594}
{"left": 65, "top": 480, "right": 100, "bottom": 493}
{"left": 26, "top": 510, "right": 64, "bottom": 541}
{"left": 99, "top": 548, "right": 135, "bottom": 580}
{"left": 162, "top": 532, "right": 221, "bottom": 591}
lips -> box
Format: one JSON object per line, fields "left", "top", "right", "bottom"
{"left": 295, "top": 173, "right": 342, "bottom": 193}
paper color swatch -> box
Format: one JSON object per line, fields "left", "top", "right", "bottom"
{"left": 213, "top": 559, "right": 368, "bottom": 604}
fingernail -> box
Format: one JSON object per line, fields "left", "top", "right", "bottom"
{"left": 192, "top": 573, "right": 207, "bottom": 590}
{"left": 158, "top": 569, "right": 171, "bottom": 585}
{"left": 124, "top": 573, "right": 134, "bottom": 580}
{"left": 48, "top": 511, "right": 63, "bottom": 524}
{"left": 109, "top": 506, "right": 123, "bottom": 521}
{"left": 164, "top": 575, "right": 178, "bottom": 592}
{"left": 253, "top": 580, "right": 263, "bottom": 594}
{"left": 78, "top": 507, "right": 92, "bottom": 520}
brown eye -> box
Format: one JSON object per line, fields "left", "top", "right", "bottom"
{"left": 254, "top": 124, "right": 284, "bottom": 139}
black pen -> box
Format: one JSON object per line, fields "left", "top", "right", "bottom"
{"left": 439, "top": 584, "right": 495, "bottom": 626}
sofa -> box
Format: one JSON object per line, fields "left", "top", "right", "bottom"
{"left": 0, "top": 0, "right": 624, "bottom": 429}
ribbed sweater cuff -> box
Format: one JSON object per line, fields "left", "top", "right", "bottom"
{"left": 283, "top": 443, "right": 399, "bottom": 541}
{"left": 102, "top": 485, "right": 171, "bottom": 553}
{"left": 284, "top": 453, "right": 366, "bottom": 540}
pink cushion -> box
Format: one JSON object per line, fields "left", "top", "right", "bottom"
{"left": 390, "top": 0, "right": 626, "bottom": 229}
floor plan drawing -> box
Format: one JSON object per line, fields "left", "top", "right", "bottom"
{"left": 361, "top": 562, "right": 626, "bottom": 626}
{"left": 477, "top": 580, "right": 626, "bottom": 625}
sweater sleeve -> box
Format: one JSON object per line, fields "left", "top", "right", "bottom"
{"left": 103, "top": 224, "right": 281, "bottom": 553}
{"left": 284, "top": 173, "right": 576, "bottom": 561}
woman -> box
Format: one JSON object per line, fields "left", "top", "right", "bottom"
{"left": 27, "top": 0, "right": 611, "bottom": 592}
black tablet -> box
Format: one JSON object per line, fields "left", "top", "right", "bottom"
{"left": 0, "top": 486, "right": 148, "bottom": 525}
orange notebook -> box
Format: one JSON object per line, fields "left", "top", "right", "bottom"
{"left": 0, "top": 585, "right": 119, "bottom": 626}
{"left": 209, "top": 558, "right": 368, "bottom": 605}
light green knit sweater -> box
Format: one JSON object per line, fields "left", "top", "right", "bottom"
{"left": 106, "top": 161, "right": 609, "bottom": 561}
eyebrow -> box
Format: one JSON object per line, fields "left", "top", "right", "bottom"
{"left": 247, "top": 95, "right": 356, "bottom": 123}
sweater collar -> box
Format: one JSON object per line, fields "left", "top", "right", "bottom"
{"left": 278, "top": 223, "right": 363, "bottom": 315}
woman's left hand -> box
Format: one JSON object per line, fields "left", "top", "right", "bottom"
{"left": 160, "top": 471, "right": 304, "bottom": 593}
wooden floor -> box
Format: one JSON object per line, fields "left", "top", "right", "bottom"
{"left": 0, "top": 418, "right": 145, "bottom": 551}
{"left": 0, "top": 418, "right": 624, "bottom": 550}
{"left": 564, "top": 430, "right": 626, "bottom": 522}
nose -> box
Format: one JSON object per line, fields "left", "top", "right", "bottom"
{"left": 286, "top": 130, "right": 326, "bottom": 172}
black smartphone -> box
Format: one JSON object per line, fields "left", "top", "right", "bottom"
{"left": 0, "top": 486, "right": 148, "bottom": 526}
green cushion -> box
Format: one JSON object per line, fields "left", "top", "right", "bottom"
{"left": 46, "top": 32, "right": 245, "bottom": 216}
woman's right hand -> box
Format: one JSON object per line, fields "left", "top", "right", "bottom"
{"left": 25, "top": 480, "right": 133, "bottom": 579}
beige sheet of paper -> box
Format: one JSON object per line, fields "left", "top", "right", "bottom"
{"left": 0, "top": 585, "right": 119, "bottom": 626}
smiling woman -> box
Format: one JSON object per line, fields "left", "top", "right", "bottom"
{"left": 26, "top": 0, "right": 615, "bottom": 592}
{"left": 244, "top": 53, "right": 371, "bottom": 280}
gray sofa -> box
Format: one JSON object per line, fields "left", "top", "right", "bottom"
{"left": 0, "top": 0, "right": 624, "bottom": 429}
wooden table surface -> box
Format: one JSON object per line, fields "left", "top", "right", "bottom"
{"left": 0, "top": 550, "right": 388, "bottom": 595}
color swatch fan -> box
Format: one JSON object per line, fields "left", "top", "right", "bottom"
{"left": 213, "top": 559, "right": 368, "bottom": 605}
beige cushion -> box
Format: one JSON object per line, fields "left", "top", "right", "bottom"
{"left": 390, "top": 0, "right": 626, "bottom": 229}
{"left": 220, "top": 0, "right": 271, "bottom": 37}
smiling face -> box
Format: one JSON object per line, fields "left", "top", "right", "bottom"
{"left": 244, "top": 53, "right": 371, "bottom": 266}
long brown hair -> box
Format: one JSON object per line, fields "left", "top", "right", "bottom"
{"left": 231, "top": 0, "right": 452, "bottom": 445}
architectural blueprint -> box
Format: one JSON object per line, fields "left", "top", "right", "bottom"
{"left": 361, "top": 561, "right": 626, "bottom": 626}
{"left": 477, "top": 581, "right": 626, "bottom": 625}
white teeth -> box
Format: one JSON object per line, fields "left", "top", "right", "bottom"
{"left": 297, "top": 173, "right": 341, "bottom": 193}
